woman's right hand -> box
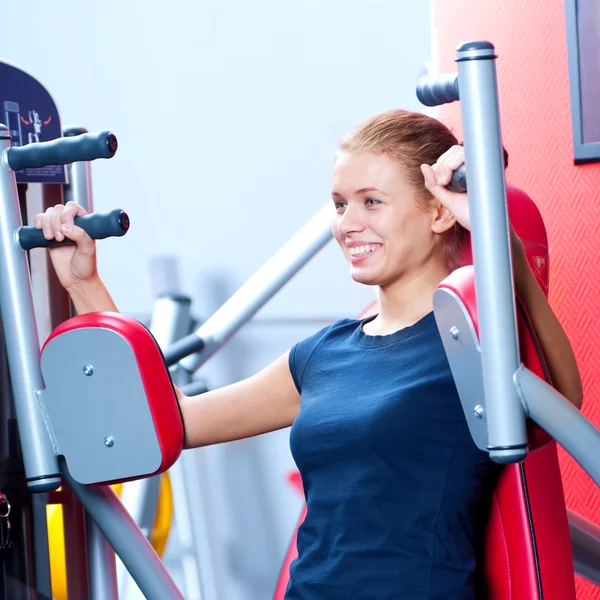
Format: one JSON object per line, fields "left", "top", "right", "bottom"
{"left": 35, "top": 201, "right": 99, "bottom": 290}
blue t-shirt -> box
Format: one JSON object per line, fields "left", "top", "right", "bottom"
{"left": 285, "top": 312, "right": 495, "bottom": 600}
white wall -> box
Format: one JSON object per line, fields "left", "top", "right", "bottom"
{"left": 4, "top": 1, "right": 431, "bottom": 598}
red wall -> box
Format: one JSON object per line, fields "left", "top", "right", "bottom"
{"left": 433, "top": 0, "right": 600, "bottom": 597}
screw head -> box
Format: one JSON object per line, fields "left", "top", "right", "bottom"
{"left": 449, "top": 326, "right": 460, "bottom": 340}
{"left": 474, "top": 405, "right": 484, "bottom": 419}
{"left": 83, "top": 365, "right": 94, "bottom": 377}
{"left": 103, "top": 436, "right": 114, "bottom": 448}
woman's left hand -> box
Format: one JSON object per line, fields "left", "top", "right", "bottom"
{"left": 421, "top": 145, "right": 471, "bottom": 231}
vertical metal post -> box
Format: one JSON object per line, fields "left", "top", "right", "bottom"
{"left": 86, "top": 510, "right": 119, "bottom": 598}
{"left": 0, "top": 125, "right": 60, "bottom": 490}
{"left": 455, "top": 41, "right": 528, "bottom": 463}
{"left": 62, "top": 464, "right": 185, "bottom": 600}
{"left": 63, "top": 125, "right": 119, "bottom": 599}
{"left": 26, "top": 178, "right": 91, "bottom": 600}
{"left": 133, "top": 294, "right": 210, "bottom": 600}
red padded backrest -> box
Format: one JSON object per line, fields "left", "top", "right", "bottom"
{"left": 43, "top": 312, "right": 184, "bottom": 483}
{"left": 274, "top": 185, "right": 576, "bottom": 600}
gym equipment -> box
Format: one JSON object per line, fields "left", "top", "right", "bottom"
{"left": 3, "top": 41, "right": 599, "bottom": 600}
{"left": 274, "top": 40, "right": 600, "bottom": 599}
{"left": 0, "top": 59, "right": 187, "bottom": 600}
{"left": 0, "top": 58, "right": 337, "bottom": 599}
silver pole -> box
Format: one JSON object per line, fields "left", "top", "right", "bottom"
{"left": 64, "top": 127, "right": 94, "bottom": 209}
{"left": 151, "top": 295, "right": 212, "bottom": 600}
{"left": 0, "top": 125, "right": 60, "bottom": 491}
{"left": 516, "top": 366, "right": 600, "bottom": 487}
{"left": 568, "top": 509, "right": 600, "bottom": 587}
{"left": 179, "top": 202, "right": 334, "bottom": 373}
{"left": 62, "top": 464, "right": 185, "bottom": 600}
{"left": 63, "top": 127, "right": 119, "bottom": 599}
{"left": 86, "top": 511, "right": 119, "bottom": 599}
{"left": 455, "top": 41, "right": 528, "bottom": 463}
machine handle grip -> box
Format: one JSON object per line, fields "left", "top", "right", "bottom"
{"left": 448, "top": 164, "right": 467, "bottom": 193}
{"left": 7, "top": 131, "right": 118, "bottom": 171}
{"left": 416, "top": 74, "right": 459, "bottom": 107}
{"left": 18, "top": 209, "right": 129, "bottom": 251}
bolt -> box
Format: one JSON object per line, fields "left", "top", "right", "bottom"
{"left": 103, "top": 436, "right": 114, "bottom": 448}
{"left": 449, "top": 326, "right": 460, "bottom": 340}
{"left": 474, "top": 405, "right": 484, "bottom": 419}
{"left": 83, "top": 365, "right": 94, "bottom": 377}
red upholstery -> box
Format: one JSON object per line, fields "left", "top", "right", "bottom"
{"left": 273, "top": 472, "right": 306, "bottom": 600}
{"left": 43, "top": 312, "right": 184, "bottom": 481}
{"left": 274, "top": 185, "right": 576, "bottom": 599}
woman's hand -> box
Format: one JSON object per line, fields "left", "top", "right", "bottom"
{"left": 421, "top": 145, "right": 471, "bottom": 231}
{"left": 35, "top": 201, "right": 98, "bottom": 290}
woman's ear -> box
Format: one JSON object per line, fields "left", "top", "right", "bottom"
{"left": 430, "top": 200, "right": 456, "bottom": 234}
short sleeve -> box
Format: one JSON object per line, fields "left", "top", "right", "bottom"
{"left": 288, "top": 324, "right": 335, "bottom": 393}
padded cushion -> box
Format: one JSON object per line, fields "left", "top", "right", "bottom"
{"left": 441, "top": 268, "right": 575, "bottom": 598}
{"left": 42, "top": 312, "right": 184, "bottom": 482}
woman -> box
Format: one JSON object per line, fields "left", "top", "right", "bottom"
{"left": 37, "top": 110, "right": 582, "bottom": 599}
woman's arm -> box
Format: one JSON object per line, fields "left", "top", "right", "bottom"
{"left": 68, "top": 279, "right": 301, "bottom": 447}
{"left": 179, "top": 351, "right": 300, "bottom": 448}
{"left": 511, "top": 230, "right": 583, "bottom": 409}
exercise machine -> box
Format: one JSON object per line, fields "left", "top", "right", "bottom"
{"left": 274, "top": 40, "right": 600, "bottom": 599}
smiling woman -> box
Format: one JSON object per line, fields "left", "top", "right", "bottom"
{"left": 37, "top": 107, "right": 581, "bottom": 600}
{"left": 330, "top": 110, "right": 469, "bottom": 334}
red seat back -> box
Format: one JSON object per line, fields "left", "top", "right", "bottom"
{"left": 274, "top": 185, "right": 576, "bottom": 599}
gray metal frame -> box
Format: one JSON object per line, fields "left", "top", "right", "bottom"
{"left": 1, "top": 39, "right": 598, "bottom": 598}
{"left": 423, "top": 40, "right": 600, "bottom": 584}
{"left": 0, "top": 123, "right": 185, "bottom": 597}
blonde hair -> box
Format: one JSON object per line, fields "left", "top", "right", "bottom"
{"left": 340, "top": 109, "right": 470, "bottom": 271}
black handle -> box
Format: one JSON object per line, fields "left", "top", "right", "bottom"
{"left": 416, "top": 74, "right": 459, "bottom": 107}
{"left": 448, "top": 164, "right": 467, "bottom": 193}
{"left": 18, "top": 208, "right": 130, "bottom": 251}
{"left": 7, "top": 131, "right": 118, "bottom": 171}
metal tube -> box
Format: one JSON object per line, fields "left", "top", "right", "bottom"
{"left": 0, "top": 125, "right": 60, "bottom": 491}
{"left": 86, "top": 510, "right": 119, "bottom": 599}
{"left": 63, "top": 130, "right": 118, "bottom": 599}
{"left": 568, "top": 509, "right": 600, "bottom": 587}
{"left": 178, "top": 202, "right": 334, "bottom": 372}
{"left": 455, "top": 41, "right": 527, "bottom": 463}
{"left": 151, "top": 295, "right": 209, "bottom": 599}
{"left": 516, "top": 366, "right": 600, "bottom": 487}
{"left": 64, "top": 160, "right": 93, "bottom": 211}
{"left": 62, "top": 464, "right": 184, "bottom": 600}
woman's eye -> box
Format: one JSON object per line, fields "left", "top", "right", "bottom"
{"left": 334, "top": 201, "right": 346, "bottom": 212}
{"left": 365, "top": 198, "right": 380, "bottom": 207}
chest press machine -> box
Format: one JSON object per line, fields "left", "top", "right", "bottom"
{"left": 0, "top": 41, "right": 600, "bottom": 600}
{"left": 274, "top": 41, "right": 600, "bottom": 599}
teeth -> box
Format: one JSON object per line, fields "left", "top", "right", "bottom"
{"left": 349, "top": 244, "right": 378, "bottom": 256}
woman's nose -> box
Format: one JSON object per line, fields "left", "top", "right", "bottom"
{"left": 337, "top": 205, "right": 365, "bottom": 235}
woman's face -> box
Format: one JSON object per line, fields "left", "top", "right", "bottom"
{"left": 331, "top": 151, "right": 445, "bottom": 288}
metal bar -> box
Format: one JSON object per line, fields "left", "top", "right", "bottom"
{"left": 176, "top": 201, "right": 334, "bottom": 372}
{"left": 62, "top": 489, "right": 90, "bottom": 599}
{"left": 516, "top": 366, "right": 600, "bottom": 488}
{"left": 0, "top": 126, "right": 60, "bottom": 491}
{"left": 455, "top": 41, "right": 527, "bottom": 463}
{"left": 31, "top": 494, "right": 53, "bottom": 598}
{"left": 86, "top": 510, "right": 119, "bottom": 599}
{"left": 61, "top": 463, "right": 184, "bottom": 599}
{"left": 152, "top": 295, "right": 209, "bottom": 600}
{"left": 63, "top": 129, "right": 118, "bottom": 599}
{"left": 568, "top": 509, "right": 600, "bottom": 587}
{"left": 116, "top": 476, "right": 161, "bottom": 599}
